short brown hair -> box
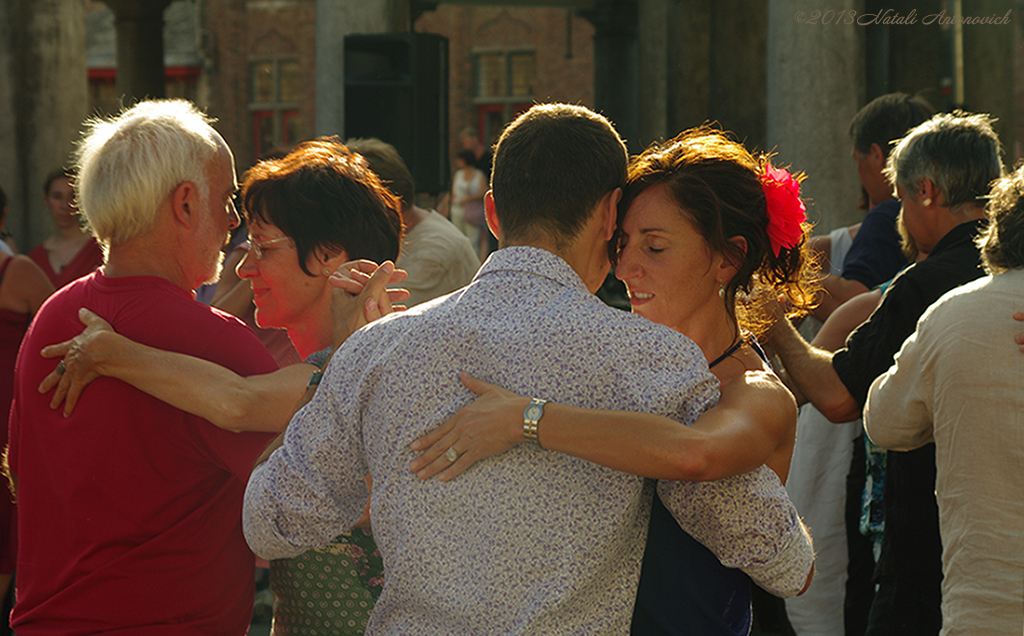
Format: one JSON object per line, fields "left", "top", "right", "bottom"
{"left": 242, "top": 137, "right": 403, "bottom": 276}
{"left": 849, "top": 92, "right": 934, "bottom": 157}
{"left": 43, "top": 168, "right": 74, "bottom": 195}
{"left": 346, "top": 138, "right": 415, "bottom": 212}
{"left": 490, "top": 104, "right": 627, "bottom": 248}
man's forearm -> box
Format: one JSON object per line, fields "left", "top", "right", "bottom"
{"left": 768, "top": 316, "right": 861, "bottom": 423}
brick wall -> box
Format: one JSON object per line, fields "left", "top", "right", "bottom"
{"left": 201, "top": 0, "right": 317, "bottom": 171}
{"left": 198, "top": 2, "right": 595, "bottom": 186}
{"left": 415, "top": 5, "right": 595, "bottom": 168}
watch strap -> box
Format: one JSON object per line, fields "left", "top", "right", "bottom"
{"left": 523, "top": 398, "right": 547, "bottom": 447}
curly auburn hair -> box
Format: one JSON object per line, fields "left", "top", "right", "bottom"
{"left": 615, "top": 126, "right": 820, "bottom": 338}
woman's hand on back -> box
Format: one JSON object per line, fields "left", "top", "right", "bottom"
{"left": 408, "top": 372, "right": 528, "bottom": 481}
{"left": 1013, "top": 311, "right": 1024, "bottom": 353}
{"left": 38, "top": 308, "right": 119, "bottom": 416}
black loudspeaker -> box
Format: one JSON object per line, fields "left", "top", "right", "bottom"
{"left": 345, "top": 33, "right": 449, "bottom": 195}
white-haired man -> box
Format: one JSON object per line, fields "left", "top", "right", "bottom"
{"left": 7, "top": 99, "right": 277, "bottom": 634}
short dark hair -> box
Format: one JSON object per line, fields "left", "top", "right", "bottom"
{"left": 241, "top": 137, "right": 403, "bottom": 276}
{"left": 346, "top": 138, "right": 416, "bottom": 212}
{"left": 618, "top": 126, "right": 818, "bottom": 334}
{"left": 979, "top": 163, "right": 1024, "bottom": 274}
{"left": 849, "top": 93, "right": 934, "bottom": 157}
{"left": 490, "top": 104, "right": 627, "bottom": 248}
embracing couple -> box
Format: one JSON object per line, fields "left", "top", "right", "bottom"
{"left": 243, "top": 103, "right": 816, "bottom": 634}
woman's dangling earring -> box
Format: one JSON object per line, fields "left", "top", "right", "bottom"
{"left": 922, "top": 198, "right": 932, "bottom": 207}
{"left": 718, "top": 283, "right": 725, "bottom": 298}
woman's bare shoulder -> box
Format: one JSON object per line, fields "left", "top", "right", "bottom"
{"left": 1, "top": 255, "right": 54, "bottom": 314}
{"left": 722, "top": 362, "right": 796, "bottom": 420}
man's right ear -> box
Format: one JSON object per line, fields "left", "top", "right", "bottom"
{"left": 171, "top": 181, "right": 199, "bottom": 227}
{"left": 484, "top": 190, "right": 500, "bottom": 241}
{"left": 602, "top": 188, "right": 622, "bottom": 241}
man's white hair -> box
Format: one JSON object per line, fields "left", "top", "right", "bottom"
{"left": 75, "top": 99, "right": 222, "bottom": 251}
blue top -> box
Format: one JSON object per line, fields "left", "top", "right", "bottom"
{"left": 841, "top": 199, "right": 907, "bottom": 289}
{"left": 632, "top": 495, "right": 753, "bottom": 635}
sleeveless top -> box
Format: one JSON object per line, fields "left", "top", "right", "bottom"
{"left": 0, "top": 257, "right": 31, "bottom": 573}
{"left": 269, "top": 347, "right": 384, "bottom": 635}
{"left": 27, "top": 238, "right": 104, "bottom": 289}
{"left": 632, "top": 334, "right": 772, "bottom": 636}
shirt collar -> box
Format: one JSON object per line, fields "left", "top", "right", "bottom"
{"left": 928, "top": 218, "right": 985, "bottom": 258}
{"left": 473, "top": 246, "right": 591, "bottom": 295}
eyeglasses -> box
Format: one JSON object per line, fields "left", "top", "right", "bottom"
{"left": 247, "top": 236, "right": 291, "bottom": 260}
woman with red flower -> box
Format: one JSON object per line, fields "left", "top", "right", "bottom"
{"left": 409, "top": 127, "right": 819, "bottom": 635}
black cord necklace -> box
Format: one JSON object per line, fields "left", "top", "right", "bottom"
{"left": 708, "top": 334, "right": 746, "bottom": 369}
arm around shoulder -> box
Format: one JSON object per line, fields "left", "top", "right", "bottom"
{"left": 41, "top": 311, "right": 313, "bottom": 432}
{"left": 656, "top": 466, "right": 815, "bottom": 598}
{"left": 688, "top": 370, "right": 796, "bottom": 481}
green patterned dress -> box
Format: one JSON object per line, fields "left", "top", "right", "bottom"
{"left": 269, "top": 528, "right": 384, "bottom": 635}
{"left": 269, "top": 348, "right": 384, "bottom": 635}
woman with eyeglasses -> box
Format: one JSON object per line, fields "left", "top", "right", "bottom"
{"left": 39, "top": 137, "right": 404, "bottom": 635}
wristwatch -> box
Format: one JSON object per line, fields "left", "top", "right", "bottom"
{"left": 307, "top": 368, "right": 324, "bottom": 389}
{"left": 523, "top": 398, "right": 547, "bottom": 447}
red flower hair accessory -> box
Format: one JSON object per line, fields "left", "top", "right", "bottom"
{"left": 761, "top": 164, "right": 807, "bottom": 256}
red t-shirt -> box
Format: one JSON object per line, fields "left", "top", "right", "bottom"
{"left": 8, "top": 270, "right": 278, "bottom": 635}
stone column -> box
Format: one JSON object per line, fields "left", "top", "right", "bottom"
{"left": 637, "top": 0, "right": 670, "bottom": 146}
{"left": 709, "top": 0, "right": 768, "bottom": 151}
{"left": 867, "top": 0, "right": 943, "bottom": 104}
{"left": 315, "top": 0, "right": 410, "bottom": 137}
{"left": 767, "top": 0, "right": 865, "bottom": 232}
{"left": 103, "top": 0, "right": 173, "bottom": 103}
{"left": 666, "top": 0, "right": 711, "bottom": 137}
{"left": 582, "top": 1, "right": 639, "bottom": 151}
{"left": 651, "top": 0, "right": 767, "bottom": 150}
{"left": 0, "top": 0, "right": 88, "bottom": 249}
{"left": 962, "top": 0, "right": 1015, "bottom": 155}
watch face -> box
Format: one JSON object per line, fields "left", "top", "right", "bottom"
{"left": 525, "top": 404, "right": 542, "bottom": 421}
